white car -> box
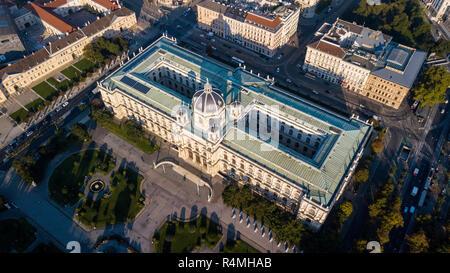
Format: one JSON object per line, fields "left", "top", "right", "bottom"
{"left": 312, "top": 89, "right": 319, "bottom": 95}
{"left": 411, "top": 186, "right": 419, "bottom": 196}
{"left": 200, "top": 34, "right": 204, "bottom": 38}
{"left": 62, "top": 101, "right": 69, "bottom": 107}
{"left": 276, "top": 67, "right": 280, "bottom": 73}
{"left": 441, "top": 108, "right": 445, "bottom": 114}
{"left": 286, "top": 78, "right": 292, "bottom": 83}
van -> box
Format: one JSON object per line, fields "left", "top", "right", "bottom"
{"left": 424, "top": 177, "right": 431, "bottom": 190}
{"left": 411, "top": 186, "right": 419, "bottom": 196}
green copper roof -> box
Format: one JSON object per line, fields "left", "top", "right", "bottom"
{"left": 100, "top": 37, "right": 372, "bottom": 207}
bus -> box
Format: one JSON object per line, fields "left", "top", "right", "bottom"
{"left": 231, "top": 56, "right": 245, "bottom": 65}
{"left": 418, "top": 190, "right": 427, "bottom": 207}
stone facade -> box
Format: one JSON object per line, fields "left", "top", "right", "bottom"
{"left": 197, "top": 0, "right": 300, "bottom": 57}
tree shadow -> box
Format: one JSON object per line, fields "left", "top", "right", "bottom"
{"left": 190, "top": 205, "right": 198, "bottom": 220}
{"left": 227, "top": 223, "right": 235, "bottom": 241}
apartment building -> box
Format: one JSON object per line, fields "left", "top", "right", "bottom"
{"left": 296, "top": 0, "right": 319, "bottom": 18}
{"left": 304, "top": 19, "right": 427, "bottom": 109}
{"left": 423, "top": 0, "right": 449, "bottom": 21}
{"left": 0, "top": 7, "right": 136, "bottom": 102}
{"left": 197, "top": 0, "right": 300, "bottom": 57}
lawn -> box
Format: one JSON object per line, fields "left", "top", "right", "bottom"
{"left": 153, "top": 215, "right": 222, "bottom": 253}
{"left": 25, "top": 98, "right": 44, "bottom": 113}
{"left": 32, "top": 81, "right": 58, "bottom": 100}
{"left": 222, "top": 239, "right": 260, "bottom": 253}
{"left": 0, "top": 218, "right": 37, "bottom": 253}
{"left": 101, "top": 120, "right": 159, "bottom": 154}
{"left": 61, "top": 66, "right": 82, "bottom": 81}
{"left": 10, "top": 107, "right": 29, "bottom": 124}
{"left": 74, "top": 59, "right": 95, "bottom": 73}
{"left": 47, "top": 77, "right": 71, "bottom": 91}
{"left": 48, "top": 149, "right": 116, "bottom": 207}
{"left": 76, "top": 167, "right": 145, "bottom": 228}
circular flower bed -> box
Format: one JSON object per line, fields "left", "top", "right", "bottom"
{"left": 89, "top": 180, "right": 105, "bottom": 193}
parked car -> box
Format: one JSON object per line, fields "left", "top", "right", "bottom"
{"left": 286, "top": 78, "right": 292, "bottom": 83}
{"left": 413, "top": 168, "right": 419, "bottom": 176}
{"left": 26, "top": 131, "right": 33, "bottom": 137}
{"left": 276, "top": 67, "right": 280, "bottom": 73}
{"left": 312, "top": 89, "right": 319, "bottom": 95}
{"left": 55, "top": 106, "right": 62, "bottom": 112}
{"left": 62, "top": 101, "right": 69, "bottom": 107}
{"left": 403, "top": 207, "right": 408, "bottom": 213}
{"left": 411, "top": 186, "right": 419, "bottom": 196}
{"left": 411, "top": 100, "right": 419, "bottom": 110}
{"left": 409, "top": 206, "right": 415, "bottom": 213}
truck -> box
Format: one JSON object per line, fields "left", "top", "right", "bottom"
{"left": 418, "top": 190, "right": 427, "bottom": 207}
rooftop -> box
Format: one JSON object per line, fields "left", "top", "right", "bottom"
{"left": 0, "top": 6, "right": 19, "bottom": 37}
{"left": 371, "top": 43, "right": 427, "bottom": 88}
{"left": 100, "top": 37, "right": 372, "bottom": 207}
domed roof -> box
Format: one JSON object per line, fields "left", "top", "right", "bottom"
{"left": 192, "top": 79, "right": 224, "bottom": 115}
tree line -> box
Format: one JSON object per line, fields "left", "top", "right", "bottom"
{"left": 222, "top": 184, "right": 354, "bottom": 252}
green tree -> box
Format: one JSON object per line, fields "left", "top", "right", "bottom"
{"left": 345, "top": 0, "right": 436, "bottom": 52}
{"left": 12, "top": 155, "right": 36, "bottom": 183}
{"left": 413, "top": 66, "right": 450, "bottom": 107}
{"left": 406, "top": 229, "right": 429, "bottom": 253}
{"left": 371, "top": 139, "right": 384, "bottom": 153}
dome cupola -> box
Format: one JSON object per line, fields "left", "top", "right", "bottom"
{"left": 192, "top": 79, "right": 225, "bottom": 115}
